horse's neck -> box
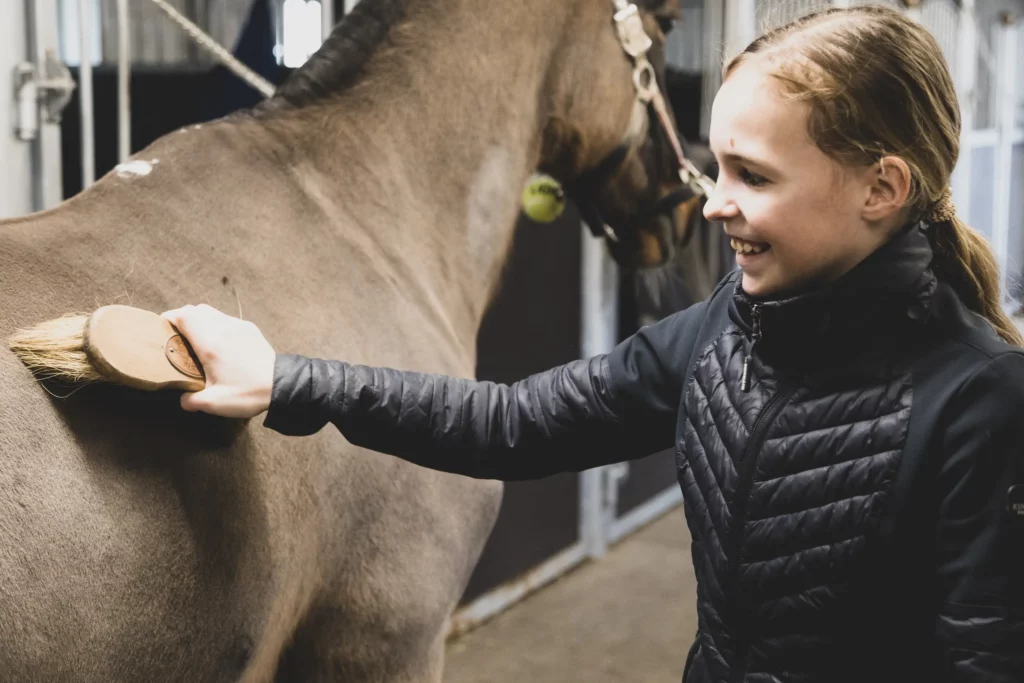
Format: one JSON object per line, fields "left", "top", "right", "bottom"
{"left": 260, "top": 0, "right": 577, "bottom": 349}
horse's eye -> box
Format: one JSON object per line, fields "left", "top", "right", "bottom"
{"left": 657, "top": 17, "right": 676, "bottom": 35}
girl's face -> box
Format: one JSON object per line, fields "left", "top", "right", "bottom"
{"left": 704, "top": 62, "right": 902, "bottom": 299}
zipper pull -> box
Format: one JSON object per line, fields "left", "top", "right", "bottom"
{"left": 741, "top": 304, "right": 762, "bottom": 393}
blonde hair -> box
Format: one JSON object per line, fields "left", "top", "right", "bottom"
{"left": 726, "top": 5, "right": 1023, "bottom": 347}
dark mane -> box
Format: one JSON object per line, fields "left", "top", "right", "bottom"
{"left": 254, "top": 0, "right": 408, "bottom": 114}
{"left": 252, "top": 0, "right": 674, "bottom": 116}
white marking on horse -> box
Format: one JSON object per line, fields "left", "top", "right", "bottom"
{"left": 115, "top": 159, "right": 160, "bottom": 178}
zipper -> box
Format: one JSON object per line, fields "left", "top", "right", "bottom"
{"left": 727, "top": 385, "right": 797, "bottom": 682}
{"left": 740, "top": 303, "right": 762, "bottom": 392}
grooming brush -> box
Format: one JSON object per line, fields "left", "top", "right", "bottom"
{"left": 8, "top": 305, "right": 206, "bottom": 392}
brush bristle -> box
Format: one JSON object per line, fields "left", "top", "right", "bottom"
{"left": 7, "top": 314, "right": 105, "bottom": 384}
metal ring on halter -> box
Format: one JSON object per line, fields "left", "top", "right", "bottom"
{"left": 632, "top": 62, "right": 658, "bottom": 104}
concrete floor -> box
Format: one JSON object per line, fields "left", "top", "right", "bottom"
{"left": 444, "top": 507, "right": 698, "bottom": 683}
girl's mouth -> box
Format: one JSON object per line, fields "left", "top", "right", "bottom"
{"left": 730, "top": 237, "right": 771, "bottom": 255}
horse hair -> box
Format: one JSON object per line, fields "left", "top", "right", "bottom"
{"left": 254, "top": 0, "right": 669, "bottom": 115}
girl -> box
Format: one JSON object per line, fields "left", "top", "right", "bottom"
{"left": 163, "top": 6, "right": 1024, "bottom": 681}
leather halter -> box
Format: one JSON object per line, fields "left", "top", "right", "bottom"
{"left": 576, "top": 1, "right": 717, "bottom": 243}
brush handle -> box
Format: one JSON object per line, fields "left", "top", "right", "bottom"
{"left": 83, "top": 305, "right": 207, "bottom": 392}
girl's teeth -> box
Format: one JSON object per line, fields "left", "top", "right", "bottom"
{"left": 731, "top": 238, "right": 767, "bottom": 255}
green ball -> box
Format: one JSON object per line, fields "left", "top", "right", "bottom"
{"left": 522, "top": 173, "right": 566, "bottom": 223}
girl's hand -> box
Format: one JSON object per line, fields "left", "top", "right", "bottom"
{"left": 160, "top": 304, "right": 276, "bottom": 419}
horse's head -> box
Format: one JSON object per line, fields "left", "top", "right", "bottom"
{"left": 540, "top": 0, "right": 709, "bottom": 269}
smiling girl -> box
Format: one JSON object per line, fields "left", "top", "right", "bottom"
{"left": 163, "top": 6, "right": 1024, "bottom": 681}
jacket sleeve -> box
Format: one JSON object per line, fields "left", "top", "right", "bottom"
{"left": 261, "top": 298, "right": 710, "bottom": 481}
{"left": 934, "top": 351, "right": 1024, "bottom": 681}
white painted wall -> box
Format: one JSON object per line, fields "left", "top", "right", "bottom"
{"left": 1, "top": 3, "right": 34, "bottom": 219}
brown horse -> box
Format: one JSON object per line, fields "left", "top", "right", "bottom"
{"left": 0, "top": 0, "right": 686, "bottom": 680}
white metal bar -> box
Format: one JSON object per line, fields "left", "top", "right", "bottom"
{"left": 448, "top": 542, "right": 588, "bottom": 637}
{"left": 951, "top": 0, "right": 976, "bottom": 219}
{"left": 343, "top": 0, "right": 360, "bottom": 14}
{"left": 578, "top": 224, "right": 620, "bottom": 560}
{"left": 579, "top": 230, "right": 619, "bottom": 366}
{"left": 723, "top": 0, "right": 757, "bottom": 61}
{"left": 1, "top": 0, "right": 32, "bottom": 218}
{"left": 700, "top": 0, "right": 724, "bottom": 139}
{"left": 968, "top": 129, "right": 1023, "bottom": 146}
{"left": 117, "top": 0, "right": 130, "bottom": 162}
{"left": 79, "top": 0, "right": 95, "bottom": 189}
{"left": 321, "top": 0, "right": 335, "bottom": 39}
{"left": 608, "top": 485, "right": 683, "bottom": 545}
{"left": 992, "top": 19, "right": 1018, "bottom": 308}
{"left": 967, "top": 128, "right": 1000, "bottom": 146}
{"left": 580, "top": 468, "right": 608, "bottom": 559}
{"left": 31, "top": 0, "right": 65, "bottom": 211}
{"left": 602, "top": 462, "right": 630, "bottom": 535}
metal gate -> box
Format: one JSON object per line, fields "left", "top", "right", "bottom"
{"left": 1, "top": 0, "right": 67, "bottom": 218}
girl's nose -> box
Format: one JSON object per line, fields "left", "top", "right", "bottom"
{"left": 703, "top": 182, "right": 739, "bottom": 222}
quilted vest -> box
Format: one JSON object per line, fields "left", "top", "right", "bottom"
{"left": 678, "top": 223, "right": 938, "bottom": 682}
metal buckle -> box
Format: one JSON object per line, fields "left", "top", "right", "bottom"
{"left": 614, "top": 4, "right": 653, "bottom": 58}
{"left": 632, "top": 61, "right": 658, "bottom": 103}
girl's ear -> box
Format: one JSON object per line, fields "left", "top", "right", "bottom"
{"left": 862, "top": 155, "right": 912, "bottom": 223}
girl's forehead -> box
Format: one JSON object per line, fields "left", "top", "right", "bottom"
{"left": 709, "top": 64, "right": 813, "bottom": 161}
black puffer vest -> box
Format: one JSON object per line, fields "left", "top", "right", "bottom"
{"left": 675, "top": 224, "right": 1022, "bottom": 682}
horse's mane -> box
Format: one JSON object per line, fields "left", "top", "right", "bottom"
{"left": 253, "top": 0, "right": 409, "bottom": 115}
{"left": 250, "top": 0, "right": 674, "bottom": 116}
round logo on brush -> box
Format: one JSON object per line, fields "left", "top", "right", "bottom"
{"left": 165, "top": 335, "right": 204, "bottom": 379}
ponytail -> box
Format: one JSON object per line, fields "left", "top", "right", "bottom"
{"left": 927, "top": 216, "right": 1024, "bottom": 347}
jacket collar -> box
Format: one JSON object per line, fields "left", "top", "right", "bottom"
{"left": 728, "top": 222, "right": 937, "bottom": 365}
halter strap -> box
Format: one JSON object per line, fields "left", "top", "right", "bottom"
{"left": 611, "top": 2, "right": 716, "bottom": 199}
{"left": 571, "top": 2, "right": 716, "bottom": 244}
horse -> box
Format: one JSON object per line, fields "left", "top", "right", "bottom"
{"left": 0, "top": 0, "right": 690, "bottom": 680}
{"left": 632, "top": 139, "right": 734, "bottom": 327}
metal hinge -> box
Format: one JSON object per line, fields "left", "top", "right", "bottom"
{"left": 14, "top": 49, "right": 76, "bottom": 142}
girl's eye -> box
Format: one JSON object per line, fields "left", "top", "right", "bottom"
{"left": 740, "top": 168, "right": 768, "bottom": 187}
{"left": 657, "top": 17, "right": 676, "bottom": 35}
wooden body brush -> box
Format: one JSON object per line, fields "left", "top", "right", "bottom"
{"left": 8, "top": 305, "right": 206, "bottom": 392}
